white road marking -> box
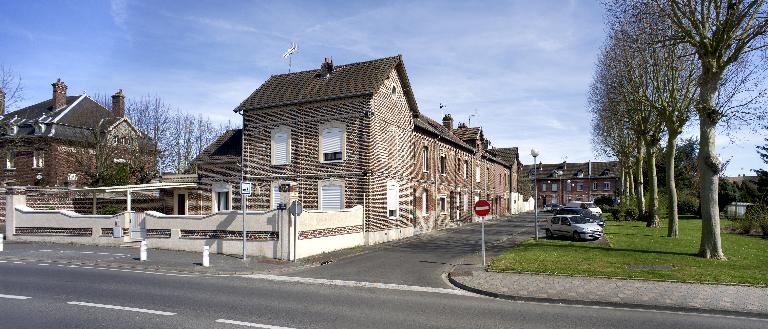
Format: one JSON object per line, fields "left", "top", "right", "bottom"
{"left": 12, "top": 262, "right": 23, "bottom": 264}
{"left": 215, "top": 319, "right": 295, "bottom": 328}
{"left": 242, "top": 274, "right": 471, "bottom": 296}
{"left": 98, "top": 253, "right": 110, "bottom": 255}
{"left": 0, "top": 260, "right": 7, "bottom": 263}
{"left": 38, "top": 264, "right": 50, "bottom": 266}
{"left": 0, "top": 294, "right": 31, "bottom": 300}
{"left": 80, "top": 252, "right": 94, "bottom": 254}
{"left": 38, "top": 249, "right": 52, "bottom": 252}
{"left": 67, "top": 301, "right": 176, "bottom": 315}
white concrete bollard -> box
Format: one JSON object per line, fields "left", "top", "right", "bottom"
{"left": 0, "top": 234, "right": 4, "bottom": 252}
{"left": 139, "top": 240, "right": 147, "bottom": 261}
{"left": 202, "top": 245, "right": 210, "bottom": 267}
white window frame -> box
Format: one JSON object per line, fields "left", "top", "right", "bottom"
{"left": 32, "top": 150, "right": 44, "bottom": 168}
{"left": 319, "top": 122, "right": 346, "bottom": 163}
{"left": 173, "top": 190, "right": 188, "bottom": 215}
{"left": 271, "top": 126, "right": 291, "bottom": 166}
{"left": 592, "top": 182, "right": 599, "bottom": 191}
{"left": 463, "top": 160, "right": 468, "bottom": 179}
{"left": 603, "top": 182, "right": 610, "bottom": 191}
{"left": 439, "top": 154, "right": 446, "bottom": 175}
{"left": 318, "top": 179, "right": 344, "bottom": 212}
{"left": 576, "top": 183, "right": 584, "bottom": 191}
{"left": 551, "top": 183, "right": 558, "bottom": 192}
{"left": 422, "top": 146, "right": 429, "bottom": 173}
{"left": 475, "top": 166, "right": 480, "bottom": 183}
{"left": 212, "top": 182, "right": 231, "bottom": 212}
{"left": 542, "top": 183, "right": 547, "bottom": 192}
{"left": 6, "top": 151, "right": 15, "bottom": 169}
{"left": 439, "top": 195, "right": 447, "bottom": 213}
{"left": 462, "top": 193, "right": 468, "bottom": 211}
{"left": 386, "top": 181, "right": 399, "bottom": 219}
{"left": 271, "top": 182, "right": 282, "bottom": 210}
{"left": 421, "top": 190, "right": 428, "bottom": 216}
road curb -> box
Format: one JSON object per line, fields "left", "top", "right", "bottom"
{"left": 446, "top": 272, "right": 768, "bottom": 320}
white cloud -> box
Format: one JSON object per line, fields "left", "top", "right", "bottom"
{"left": 110, "top": 0, "right": 128, "bottom": 29}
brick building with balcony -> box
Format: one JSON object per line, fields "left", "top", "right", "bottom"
{"left": 523, "top": 161, "right": 619, "bottom": 207}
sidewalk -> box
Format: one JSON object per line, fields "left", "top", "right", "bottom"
{"left": 448, "top": 270, "right": 768, "bottom": 316}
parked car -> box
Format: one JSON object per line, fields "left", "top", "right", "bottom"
{"left": 550, "top": 204, "right": 562, "bottom": 212}
{"left": 545, "top": 215, "right": 604, "bottom": 241}
{"left": 543, "top": 204, "right": 553, "bottom": 212}
{"left": 565, "top": 201, "right": 603, "bottom": 216}
{"left": 554, "top": 207, "right": 583, "bottom": 216}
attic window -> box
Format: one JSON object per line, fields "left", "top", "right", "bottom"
{"left": 391, "top": 85, "right": 397, "bottom": 95}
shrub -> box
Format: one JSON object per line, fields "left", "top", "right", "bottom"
{"left": 606, "top": 206, "right": 622, "bottom": 221}
{"left": 743, "top": 205, "right": 768, "bottom": 237}
{"left": 677, "top": 193, "right": 700, "bottom": 216}
{"left": 594, "top": 195, "right": 614, "bottom": 208}
{"left": 101, "top": 205, "right": 123, "bottom": 215}
{"left": 624, "top": 207, "right": 638, "bottom": 221}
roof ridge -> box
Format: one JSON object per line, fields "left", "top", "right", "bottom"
{"left": 267, "top": 55, "right": 402, "bottom": 78}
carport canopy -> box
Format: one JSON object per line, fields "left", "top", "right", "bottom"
{"left": 70, "top": 182, "right": 198, "bottom": 213}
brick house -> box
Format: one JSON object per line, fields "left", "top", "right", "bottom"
{"left": 191, "top": 55, "right": 517, "bottom": 241}
{"left": 0, "top": 79, "right": 149, "bottom": 187}
{"left": 523, "top": 161, "right": 620, "bottom": 207}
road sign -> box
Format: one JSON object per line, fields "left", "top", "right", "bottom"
{"left": 474, "top": 200, "right": 491, "bottom": 217}
{"left": 289, "top": 200, "right": 303, "bottom": 217}
{"left": 240, "top": 182, "right": 252, "bottom": 196}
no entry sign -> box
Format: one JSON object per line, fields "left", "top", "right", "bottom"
{"left": 474, "top": 200, "right": 491, "bottom": 217}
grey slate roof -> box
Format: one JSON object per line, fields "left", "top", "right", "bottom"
{"left": 236, "top": 55, "right": 419, "bottom": 113}
{"left": 1, "top": 95, "right": 121, "bottom": 141}
{"left": 414, "top": 114, "right": 475, "bottom": 152}
{"left": 523, "top": 161, "right": 619, "bottom": 180}
{"left": 193, "top": 129, "right": 242, "bottom": 163}
{"left": 494, "top": 147, "right": 520, "bottom": 167}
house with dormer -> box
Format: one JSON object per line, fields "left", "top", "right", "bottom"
{"left": 0, "top": 79, "right": 151, "bottom": 187}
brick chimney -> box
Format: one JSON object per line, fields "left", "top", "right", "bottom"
{"left": 320, "top": 57, "right": 334, "bottom": 76}
{"left": 442, "top": 114, "right": 454, "bottom": 130}
{"left": 52, "top": 79, "right": 68, "bottom": 109}
{"left": 0, "top": 88, "right": 5, "bottom": 116}
{"left": 457, "top": 122, "right": 467, "bottom": 129}
{"left": 111, "top": 89, "right": 125, "bottom": 117}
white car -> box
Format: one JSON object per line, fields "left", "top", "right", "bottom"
{"left": 545, "top": 215, "right": 604, "bottom": 241}
{"left": 565, "top": 201, "right": 603, "bottom": 216}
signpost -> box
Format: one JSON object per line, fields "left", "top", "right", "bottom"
{"left": 289, "top": 200, "right": 302, "bottom": 261}
{"left": 474, "top": 199, "right": 491, "bottom": 268}
{"left": 240, "top": 182, "right": 252, "bottom": 261}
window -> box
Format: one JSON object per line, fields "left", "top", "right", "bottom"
{"left": 542, "top": 183, "right": 547, "bottom": 192}
{"left": 272, "top": 127, "right": 290, "bottom": 165}
{"left": 499, "top": 173, "right": 502, "bottom": 185}
{"left": 603, "top": 182, "right": 610, "bottom": 191}
{"left": 271, "top": 183, "right": 282, "bottom": 209}
{"left": 422, "top": 147, "right": 429, "bottom": 173}
{"left": 551, "top": 217, "right": 560, "bottom": 224}
{"left": 386, "top": 181, "right": 399, "bottom": 219}
{"left": 6, "top": 151, "right": 15, "bottom": 169}
{"left": 592, "top": 182, "right": 598, "bottom": 191}
{"left": 440, "top": 155, "right": 446, "bottom": 175}
{"left": 462, "top": 193, "right": 468, "bottom": 211}
{"left": 551, "top": 183, "right": 558, "bottom": 192}
{"left": 421, "top": 190, "right": 428, "bottom": 215}
{"left": 475, "top": 166, "right": 481, "bottom": 183}
{"left": 320, "top": 125, "right": 343, "bottom": 162}
{"left": 463, "top": 160, "right": 468, "bottom": 179}
{"left": 216, "top": 191, "right": 230, "bottom": 211}
{"left": 32, "top": 150, "right": 44, "bottom": 168}
{"left": 576, "top": 183, "right": 583, "bottom": 191}
{"left": 320, "top": 180, "right": 343, "bottom": 211}
{"left": 439, "top": 195, "right": 447, "bottom": 213}
{"left": 566, "top": 183, "right": 572, "bottom": 192}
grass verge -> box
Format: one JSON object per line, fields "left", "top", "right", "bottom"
{"left": 489, "top": 216, "right": 768, "bottom": 285}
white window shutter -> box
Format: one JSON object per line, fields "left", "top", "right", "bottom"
{"left": 321, "top": 184, "right": 342, "bottom": 211}
{"left": 273, "top": 132, "right": 289, "bottom": 164}
{"left": 386, "top": 182, "right": 399, "bottom": 218}
{"left": 322, "top": 128, "right": 342, "bottom": 154}
{"left": 272, "top": 184, "right": 281, "bottom": 209}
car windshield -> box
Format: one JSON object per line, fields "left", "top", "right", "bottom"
{"left": 571, "top": 217, "right": 590, "bottom": 224}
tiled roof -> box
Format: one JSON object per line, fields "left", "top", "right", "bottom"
{"left": 494, "top": 147, "right": 519, "bottom": 167}
{"left": 237, "top": 55, "right": 418, "bottom": 113}
{"left": 522, "top": 161, "right": 619, "bottom": 179}
{"left": 453, "top": 126, "right": 482, "bottom": 142}
{"left": 1, "top": 95, "right": 121, "bottom": 141}
{"left": 194, "top": 129, "right": 242, "bottom": 164}
{"left": 414, "top": 114, "right": 474, "bottom": 151}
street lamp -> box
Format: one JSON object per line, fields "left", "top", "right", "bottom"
{"left": 530, "top": 148, "right": 540, "bottom": 240}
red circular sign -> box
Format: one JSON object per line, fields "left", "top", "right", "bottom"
{"left": 474, "top": 200, "right": 491, "bottom": 216}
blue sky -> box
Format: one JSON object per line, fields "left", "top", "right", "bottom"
{"left": 1, "top": 0, "right": 764, "bottom": 175}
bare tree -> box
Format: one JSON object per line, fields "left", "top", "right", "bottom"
{"left": 658, "top": 0, "right": 768, "bottom": 259}
{"left": 0, "top": 64, "right": 24, "bottom": 111}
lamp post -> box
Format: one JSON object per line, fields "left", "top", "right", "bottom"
{"left": 531, "top": 149, "right": 540, "bottom": 240}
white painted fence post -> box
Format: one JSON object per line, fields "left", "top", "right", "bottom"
{"left": 140, "top": 240, "right": 147, "bottom": 261}
{"left": 202, "top": 245, "right": 210, "bottom": 267}
{"left": 0, "top": 234, "right": 4, "bottom": 252}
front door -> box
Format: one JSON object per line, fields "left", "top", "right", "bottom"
{"left": 176, "top": 193, "right": 187, "bottom": 215}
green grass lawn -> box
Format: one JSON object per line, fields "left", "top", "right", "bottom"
{"left": 489, "top": 216, "right": 768, "bottom": 285}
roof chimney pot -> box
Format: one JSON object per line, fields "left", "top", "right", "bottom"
{"left": 52, "top": 78, "right": 68, "bottom": 109}
{"left": 442, "top": 114, "right": 454, "bottom": 130}
{"left": 321, "top": 57, "right": 334, "bottom": 76}
{"left": 111, "top": 89, "right": 125, "bottom": 118}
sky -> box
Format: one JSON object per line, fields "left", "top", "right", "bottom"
{"left": 0, "top": 0, "right": 764, "bottom": 176}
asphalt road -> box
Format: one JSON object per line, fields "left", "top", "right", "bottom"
{"left": 1, "top": 260, "right": 765, "bottom": 329}
{"left": 288, "top": 214, "right": 538, "bottom": 287}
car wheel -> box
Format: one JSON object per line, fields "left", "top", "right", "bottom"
{"left": 545, "top": 229, "right": 553, "bottom": 238}
{"left": 572, "top": 231, "right": 580, "bottom": 241}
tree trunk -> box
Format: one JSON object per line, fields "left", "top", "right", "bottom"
{"left": 646, "top": 146, "right": 660, "bottom": 228}
{"left": 628, "top": 170, "right": 635, "bottom": 197}
{"left": 697, "top": 67, "right": 726, "bottom": 260}
{"left": 635, "top": 141, "right": 645, "bottom": 218}
{"left": 666, "top": 137, "right": 679, "bottom": 237}
{"left": 621, "top": 167, "right": 627, "bottom": 199}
